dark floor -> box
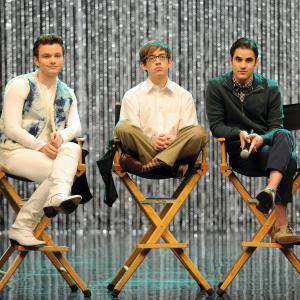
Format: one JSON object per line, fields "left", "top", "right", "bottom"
{"left": 0, "top": 230, "right": 299, "bottom": 300}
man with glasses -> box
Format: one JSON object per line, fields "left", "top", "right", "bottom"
{"left": 114, "top": 40, "right": 207, "bottom": 176}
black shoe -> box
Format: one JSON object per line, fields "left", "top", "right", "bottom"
{"left": 255, "top": 188, "right": 279, "bottom": 214}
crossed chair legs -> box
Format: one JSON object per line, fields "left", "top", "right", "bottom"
{"left": 0, "top": 171, "right": 91, "bottom": 297}
{"left": 107, "top": 149, "right": 214, "bottom": 297}
{"left": 216, "top": 169, "right": 300, "bottom": 296}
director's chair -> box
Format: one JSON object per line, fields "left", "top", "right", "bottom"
{"left": 216, "top": 104, "right": 300, "bottom": 296}
{"left": 0, "top": 138, "right": 91, "bottom": 298}
{"left": 105, "top": 105, "right": 213, "bottom": 298}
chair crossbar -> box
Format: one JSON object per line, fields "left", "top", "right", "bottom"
{"left": 14, "top": 245, "right": 69, "bottom": 252}
{"left": 142, "top": 198, "right": 176, "bottom": 204}
{"left": 137, "top": 243, "right": 188, "bottom": 249}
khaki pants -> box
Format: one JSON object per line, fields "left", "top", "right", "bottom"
{"left": 114, "top": 120, "right": 208, "bottom": 166}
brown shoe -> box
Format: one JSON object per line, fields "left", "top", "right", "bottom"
{"left": 119, "top": 153, "right": 143, "bottom": 173}
{"left": 142, "top": 158, "right": 167, "bottom": 173}
{"left": 271, "top": 224, "right": 300, "bottom": 245}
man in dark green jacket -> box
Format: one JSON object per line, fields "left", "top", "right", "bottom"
{"left": 206, "top": 37, "right": 300, "bottom": 245}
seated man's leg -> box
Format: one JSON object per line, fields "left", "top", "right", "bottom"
{"left": 114, "top": 119, "right": 157, "bottom": 164}
{"left": 1, "top": 148, "right": 54, "bottom": 247}
{"left": 229, "top": 130, "right": 300, "bottom": 244}
{"left": 43, "top": 142, "right": 82, "bottom": 217}
{"left": 1, "top": 143, "right": 81, "bottom": 246}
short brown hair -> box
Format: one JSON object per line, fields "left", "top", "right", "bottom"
{"left": 139, "top": 40, "right": 171, "bottom": 64}
{"left": 33, "top": 34, "right": 64, "bottom": 58}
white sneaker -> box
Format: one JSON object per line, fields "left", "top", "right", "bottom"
{"left": 9, "top": 228, "right": 46, "bottom": 247}
{"left": 43, "top": 194, "right": 82, "bottom": 218}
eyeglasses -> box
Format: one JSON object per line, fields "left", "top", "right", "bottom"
{"left": 146, "top": 54, "right": 169, "bottom": 62}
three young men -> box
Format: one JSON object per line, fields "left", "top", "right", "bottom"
{"left": 1, "top": 35, "right": 299, "bottom": 247}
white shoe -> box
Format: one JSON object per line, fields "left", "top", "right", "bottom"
{"left": 43, "top": 194, "right": 82, "bottom": 218}
{"left": 9, "top": 228, "right": 46, "bottom": 247}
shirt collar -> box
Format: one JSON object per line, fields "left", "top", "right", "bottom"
{"left": 144, "top": 78, "right": 175, "bottom": 94}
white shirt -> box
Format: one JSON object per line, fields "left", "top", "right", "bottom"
{"left": 120, "top": 78, "right": 198, "bottom": 139}
{"left": 2, "top": 74, "right": 81, "bottom": 150}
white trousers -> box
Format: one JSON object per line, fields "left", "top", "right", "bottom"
{"left": 0, "top": 142, "right": 80, "bottom": 230}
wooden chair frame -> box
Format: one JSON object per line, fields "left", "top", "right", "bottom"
{"left": 216, "top": 137, "right": 300, "bottom": 296}
{"left": 0, "top": 138, "right": 91, "bottom": 298}
{"left": 106, "top": 143, "right": 214, "bottom": 297}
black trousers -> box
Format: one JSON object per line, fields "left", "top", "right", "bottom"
{"left": 227, "top": 129, "right": 297, "bottom": 204}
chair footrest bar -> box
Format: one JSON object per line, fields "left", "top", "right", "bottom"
{"left": 137, "top": 243, "right": 188, "bottom": 249}
{"left": 0, "top": 270, "right": 5, "bottom": 275}
{"left": 15, "top": 245, "right": 69, "bottom": 252}
{"left": 241, "top": 241, "right": 293, "bottom": 248}
{"left": 142, "top": 198, "right": 175, "bottom": 204}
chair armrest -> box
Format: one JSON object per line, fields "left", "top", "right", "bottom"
{"left": 197, "top": 145, "right": 209, "bottom": 175}
{"left": 76, "top": 137, "right": 86, "bottom": 177}
{"left": 217, "top": 137, "right": 232, "bottom": 176}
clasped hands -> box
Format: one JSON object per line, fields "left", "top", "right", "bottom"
{"left": 151, "top": 133, "right": 176, "bottom": 151}
{"left": 240, "top": 130, "right": 263, "bottom": 154}
{"left": 39, "top": 132, "right": 63, "bottom": 159}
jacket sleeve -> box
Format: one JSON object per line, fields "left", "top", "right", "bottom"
{"left": 205, "top": 79, "right": 240, "bottom": 139}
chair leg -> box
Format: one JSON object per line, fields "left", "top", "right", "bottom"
{"left": 108, "top": 221, "right": 157, "bottom": 290}
{"left": 172, "top": 248, "right": 213, "bottom": 294}
{"left": 40, "top": 231, "right": 90, "bottom": 296}
{"left": 217, "top": 247, "right": 256, "bottom": 295}
{"left": 0, "top": 252, "right": 28, "bottom": 290}
{"left": 44, "top": 251, "right": 78, "bottom": 289}
{"left": 112, "top": 249, "right": 151, "bottom": 296}
{"left": 52, "top": 252, "right": 91, "bottom": 297}
{"left": 281, "top": 248, "right": 300, "bottom": 273}
{"left": 0, "top": 246, "right": 15, "bottom": 269}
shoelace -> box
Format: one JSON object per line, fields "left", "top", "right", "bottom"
{"left": 286, "top": 224, "right": 295, "bottom": 234}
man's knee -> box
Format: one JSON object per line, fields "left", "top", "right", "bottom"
{"left": 273, "top": 129, "right": 295, "bottom": 148}
{"left": 188, "top": 125, "right": 209, "bottom": 145}
{"left": 114, "top": 119, "right": 133, "bottom": 138}
{"left": 60, "top": 142, "right": 81, "bottom": 159}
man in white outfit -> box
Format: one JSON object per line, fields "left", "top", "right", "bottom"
{"left": 0, "top": 34, "right": 82, "bottom": 247}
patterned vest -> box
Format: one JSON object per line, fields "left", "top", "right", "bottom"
{"left": 0, "top": 72, "right": 74, "bottom": 149}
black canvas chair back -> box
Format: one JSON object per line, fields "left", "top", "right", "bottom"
{"left": 283, "top": 103, "right": 300, "bottom": 131}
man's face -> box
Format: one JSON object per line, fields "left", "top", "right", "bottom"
{"left": 34, "top": 43, "right": 64, "bottom": 77}
{"left": 140, "top": 48, "right": 172, "bottom": 81}
{"left": 230, "top": 47, "right": 258, "bottom": 84}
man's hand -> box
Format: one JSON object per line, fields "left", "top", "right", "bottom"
{"left": 39, "top": 143, "right": 58, "bottom": 160}
{"left": 239, "top": 130, "right": 251, "bottom": 150}
{"left": 50, "top": 132, "right": 63, "bottom": 148}
{"left": 151, "top": 134, "right": 167, "bottom": 151}
{"left": 248, "top": 133, "right": 264, "bottom": 153}
{"left": 165, "top": 134, "right": 176, "bottom": 147}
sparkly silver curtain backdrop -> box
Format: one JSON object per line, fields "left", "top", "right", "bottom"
{"left": 1, "top": 0, "right": 300, "bottom": 232}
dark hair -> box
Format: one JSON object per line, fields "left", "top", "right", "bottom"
{"left": 33, "top": 34, "right": 64, "bottom": 57}
{"left": 230, "top": 38, "right": 258, "bottom": 59}
{"left": 139, "top": 40, "right": 171, "bottom": 64}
